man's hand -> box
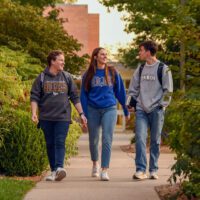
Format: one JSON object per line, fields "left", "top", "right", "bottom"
{"left": 127, "top": 106, "right": 135, "bottom": 113}
{"left": 32, "top": 113, "right": 38, "bottom": 123}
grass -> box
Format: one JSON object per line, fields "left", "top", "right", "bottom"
{"left": 0, "top": 178, "right": 35, "bottom": 200}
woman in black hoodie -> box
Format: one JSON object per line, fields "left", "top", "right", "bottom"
{"left": 30, "top": 50, "right": 87, "bottom": 181}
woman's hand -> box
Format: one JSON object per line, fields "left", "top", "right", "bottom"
{"left": 32, "top": 113, "right": 38, "bottom": 123}
{"left": 80, "top": 114, "right": 87, "bottom": 128}
{"left": 125, "top": 114, "right": 130, "bottom": 122}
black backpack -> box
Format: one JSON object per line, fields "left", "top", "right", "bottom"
{"left": 139, "top": 62, "right": 164, "bottom": 86}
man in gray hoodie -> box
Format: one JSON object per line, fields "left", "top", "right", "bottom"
{"left": 127, "top": 41, "right": 173, "bottom": 180}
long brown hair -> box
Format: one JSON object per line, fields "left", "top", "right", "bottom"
{"left": 84, "top": 47, "right": 116, "bottom": 92}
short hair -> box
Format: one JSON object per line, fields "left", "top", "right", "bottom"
{"left": 139, "top": 41, "right": 158, "bottom": 56}
{"left": 47, "top": 50, "right": 64, "bottom": 66}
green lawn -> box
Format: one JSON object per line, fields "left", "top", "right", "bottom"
{"left": 0, "top": 178, "right": 35, "bottom": 200}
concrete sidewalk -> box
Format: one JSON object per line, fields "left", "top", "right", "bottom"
{"left": 24, "top": 133, "right": 175, "bottom": 200}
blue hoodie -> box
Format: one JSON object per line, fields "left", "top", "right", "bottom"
{"left": 80, "top": 68, "right": 129, "bottom": 117}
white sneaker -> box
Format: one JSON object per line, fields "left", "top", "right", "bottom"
{"left": 55, "top": 167, "right": 67, "bottom": 181}
{"left": 149, "top": 172, "right": 159, "bottom": 180}
{"left": 91, "top": 165, "right": 100, "bottom": 177}
{"left": 45, "top": 171, "right": 56, "bottom": 181}
{"left": 100, "top": 171, "right": 110, "bottom": 181}
{"left": 133, "top": 171, "right": 147, "bottom": 180}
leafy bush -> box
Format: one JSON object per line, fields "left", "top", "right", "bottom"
{"left": 165, "top": 98, "right": 200, "bottom": 199}
{"left": 65, "top": 105, "right": 82, "bottom": 160}
{"left": 0, "top": 105, "right": 82, "bottom": 176}
{"left": 0, "top": 107, "right": 48, "bottom": 176}
{"left": 0, "top": 46, "right": 43, "bottom": 81}
{"left": 65, "top": 118, "right": 82, "bottom": 161}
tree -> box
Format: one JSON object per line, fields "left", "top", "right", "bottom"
{"left": 0, "top": 0, "right": 87, "bottom": 74}
{"left": 99, "top": 0, "right": 200, "bottom": 92}
{"left": 8, "top": 0, "right": 63, "bottom": 8}
{"left": 8, "top": 0, "right": 78, "bottom": 8}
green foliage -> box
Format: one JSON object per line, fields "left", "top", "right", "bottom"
{"left": 65, "top": 103, "right": 82, "bottom": 161}
{"left": 0, "top": 46, "right": 43, "bottom": 81}
{"left": 65, "top": 118, "right": 82, "bottom": 161}
{"left": 164, "top": 97, "right": 200, "bottom": 198}
{"left": 11, "top": 0, "right": 64, "bottom": 8}
{"left": 117, "top": 47, "right": 138, "bottom": 68}
{"left": 10, "top": 0, "right": 77, "bottom": 8}
{"left": 0, "top": 107, "right": 48, "bottom": 176}
{"left": 0, "top": 0, "right": 87, "bottom": 74}
{"left": 100, "top": 0, "right": 200, "bottom": 90}
{"left": 0, "top": 178, "right": 35, "bottom": 200}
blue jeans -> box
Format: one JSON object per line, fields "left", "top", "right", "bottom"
{"left": 135, "top": 107, "right": 165, "bottom": 172}
{"left": 87, "top": 105, "right": 117, "bottom": 168}
{"left": 40, "top": 120, "right": 70, "bottom": 171}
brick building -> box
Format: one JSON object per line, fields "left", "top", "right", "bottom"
{"left": 44, "top": 4, "right": 99, "bottom": 56}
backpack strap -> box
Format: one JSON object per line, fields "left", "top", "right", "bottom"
{"left": 40, "top": 72, "right": 45, "bottom": 88}
{"left": 157, "top": 62, "right": 164, "bottom": 86}
{"left": 139, "top": 62, "right": 164, "bottom": 86}
{"left": 40, "top": 72, "right": 45, "bottom": 98}
{"left": 139, "top": 63, "right": 145, "bottom": 83}
{"left": 62, "top": 71, "right": 71, "bottom": 96}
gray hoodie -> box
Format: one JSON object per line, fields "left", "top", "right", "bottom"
{"left": 30, "top": 67, "right": 80, "bottom": 121}
{"left": 128, "top": 60, "right": 173, "bottom": 113}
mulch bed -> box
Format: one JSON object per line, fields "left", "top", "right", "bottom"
{"left": 0, "top": 171, "right": 47, "bottom": 182}
{"left": 155, "top": 184, "right": 198, "bottom": 200}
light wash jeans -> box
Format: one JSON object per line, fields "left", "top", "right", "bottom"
{"left": 87, "top": 105, "right": 117, "bottom": 168}
{"left": 135, "top": 107, "right": 165, "bottom": 173}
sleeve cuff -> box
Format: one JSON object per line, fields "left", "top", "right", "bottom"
{"left": 71, "top": 98, "right": 80, "bottom": 105}
{"left": 122, "top": 105, "right": 129, "bottom": 116}
{"left": 30, "top": 98, "right": 39, "bottom": 103}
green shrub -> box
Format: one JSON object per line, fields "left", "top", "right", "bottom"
{"left": 0, "top": 46, "right": 43, "bottom": 81}
{"left": 0, "top": 107, "right": 48, "bottom": 176}
{"left": 165, "top": 99, "right": 200, "bottom": 199}
{"left": 65, "top": 105, "right": 82, "bottom": 160}
{"left": 65, "top": 120, "right": 82, "bottom": 161}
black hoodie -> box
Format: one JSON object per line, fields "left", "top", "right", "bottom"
{"left": 30, "top": 67, "right": 80, "bottom": 122}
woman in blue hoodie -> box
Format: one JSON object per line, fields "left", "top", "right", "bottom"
{"left": 81, "top": 47, "right": 129, "bottom": 181}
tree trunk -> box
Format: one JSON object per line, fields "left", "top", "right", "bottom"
{"left": 180, "top": 41, "right": 185, "bottom": 92}
{"left": 179, "top": 0, "right": 186, "bottom": 93}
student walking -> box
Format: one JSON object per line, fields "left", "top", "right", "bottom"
{"left": 31, "top": 50, "right": 87, "bottom": 181}
{"left": 81, "top": 47, "right": 129, "bottom": 181}
{"left": 127, "top": 41, "right": 173, "bottom": 180}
